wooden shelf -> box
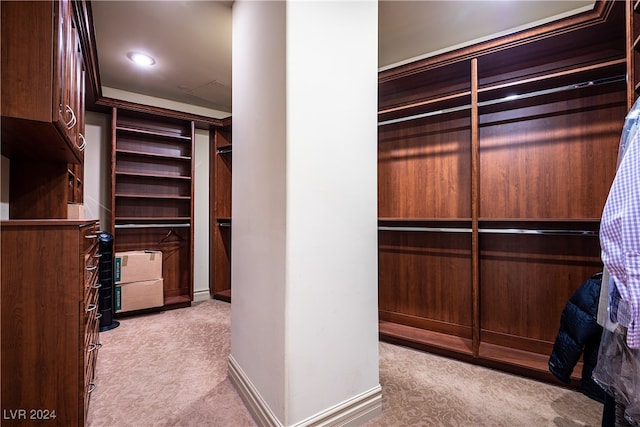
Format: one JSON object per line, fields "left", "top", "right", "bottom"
{"left": 379, "top": 321, "right": 473, "bottom": 358}
{"left": 111, "top": 107, "right": 195, "bottom": 312}
{"left": 115, "top": 216, "right": 191, "bottom": 222}
{"left": 116, "top": 148, "right": 191, "bottom": 161}
{"left": 116, "top": 171, "right": 190, "bottom": 180}
{"left": 116, "top": 125, "right": 192, "bottom": 141}
{"left": 115, "top": 193, "right": 191, "bottom": 200}
{"left": 377, "top": 0, "right": 624, "bottom": 386}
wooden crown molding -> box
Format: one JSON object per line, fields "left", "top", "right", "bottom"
{"left": 379, "top": 0, "right": 617, "bottom": 83}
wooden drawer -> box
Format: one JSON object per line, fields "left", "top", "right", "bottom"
{"left": 2, "top": 219, "right": 99, "bottom": 426}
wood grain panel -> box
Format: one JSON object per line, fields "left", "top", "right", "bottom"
{"left": 479, "top": 85, "right": 625, "bottom": 219}
{"left": 378, "top": 111, "right": 471, "bottom": 219}
{"left": 379, "top": 60, "right": 470, "bottom": 111}
{"left": 213, "top": 225, "right": 232, "bottom": 300}
{"left": 479, "top": 232, "right": 602, "bottom": 350}
{"left": 9, "top": 160, "right": 68, "bottom": 219}
{"left": 210, "top": 126, "right": 232, "bottom": 299}
{"left": 379, "top": 230, "right": 473, "bottom": 331}
{"left": 1, "top": 221, "right": 97, "bottom": 426}
{"left": 214, "top": 153, "right": 232, "bottom": 219}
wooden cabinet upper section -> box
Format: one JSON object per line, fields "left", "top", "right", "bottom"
{"left": 1, "top": 0, "right": 87, "bottom": 163}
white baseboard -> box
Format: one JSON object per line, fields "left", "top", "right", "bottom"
{"left": 228, "top": 355, "right": 281, "bottom": 426}
{"left": 193, "top": 289, "right": 211, "bottom": 302}
{"left": 228, "top": 355, "right": 382, "bottom": 427}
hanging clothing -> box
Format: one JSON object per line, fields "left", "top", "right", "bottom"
{"left": 599, "top": 107, "right": 640, "bottom": 349}
{"left": 548, "top": 272, "right": 604, "bottom": 402}
{"left": 593, "top": 98, "right": 640, "bottom": 427}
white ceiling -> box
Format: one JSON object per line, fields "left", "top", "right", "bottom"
{"left": 91, "top": 0, "right": 595, "bottom": 116}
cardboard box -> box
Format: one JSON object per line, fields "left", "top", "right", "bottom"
{"left": 115, "top": 278, "right": 164, "bottom": 313}
{"left": 67, "top": 203, "right": 85, "bottom": 219}
{"left": 114, "top": 250, "right": 162, "bottom": 284}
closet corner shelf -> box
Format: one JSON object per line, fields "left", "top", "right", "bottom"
{"left": 116, "top": 125, "right": 192, "bottom": 141}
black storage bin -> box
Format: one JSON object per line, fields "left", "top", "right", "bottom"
{"left": 98, "top": 231, "right": 119, "bottom": 331}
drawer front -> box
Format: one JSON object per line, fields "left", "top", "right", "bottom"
{"left": 82, "top": 222, "right": 100, "bottom": 254}
{"left": 81, "top": 221, "right": 101, "bottom": 421}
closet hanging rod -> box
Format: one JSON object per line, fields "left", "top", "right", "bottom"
{"left": 478, "top": 228, "right": 598, "bottom": 236}
{"left": 378, "top": 74, "right": 625, "bottom": 127}
{"left": 378, "top": 104, "right": 470, "bottom": 126}
{"left": 378, "top": 226, "right": 472, "bottom": 233}
{"left": 477, "top": 74, "right": 625, "bottom": 108}
{"left": 115, "top": 223, "right": 191, "bottom": 229}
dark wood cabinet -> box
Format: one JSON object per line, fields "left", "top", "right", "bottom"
{"left": 1, "top": 0, "right": 90, "bottom": 219}
{"left": 210, "top": 125, "right": 232, "bottom": 301}
{"left": 1, "top": 0, "right": 86, "bottom": 164}
{"left": 1, "top": 220, "right": 100, "bottom": 426}
{"left": 377, "top": 0, "right": 626, "bottom": 384}
{"left": 110, "top": 107, "right": 195, "bottom": 310}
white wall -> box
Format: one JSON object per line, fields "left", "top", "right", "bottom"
{"left": 231, "top": 1, "right": 380, "bottom": 425}
{"left": 85, "top": 111, "right": 112, "bottom": 228}
{"left": 285, "top": 1, "right": 380, "bottom": 422}
{"left": 194, "top": 128, "right": 210, "bottom": 297}
{"left": 231, "top": 0, "right": 288, "bottom": 419}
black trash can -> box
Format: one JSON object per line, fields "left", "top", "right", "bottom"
{"left": 98, "top": 231, "right": 119, "bottom": 332}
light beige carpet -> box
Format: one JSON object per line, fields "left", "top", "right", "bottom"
{"left": 87, "top": 299, "right": 602, "bottom": 426}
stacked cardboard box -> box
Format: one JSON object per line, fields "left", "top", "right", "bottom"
{"left": 114, "top": 250, "right": 163, "bottom": 313}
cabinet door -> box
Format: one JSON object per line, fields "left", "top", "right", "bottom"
{"left": 55, "top": 0, "right": 85, "bottom": 157}
{"left": 56, "top": 0, "right": 77, "bottom": 143}
{"left": 73, "top": 22, "right": 86, "bottom": 156}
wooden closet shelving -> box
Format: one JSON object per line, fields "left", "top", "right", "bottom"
{"left": 210, "top": 125, "right": 232, "bottom": 302}
{"left": 111, "top": 107, "right": 195, "bottom": 310}
{"left": 378, "top": 0, "right": 627, "bottom": 385}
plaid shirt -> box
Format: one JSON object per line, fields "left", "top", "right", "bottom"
{"left": 600, "top": 126, "right": 640, "bottom": 349}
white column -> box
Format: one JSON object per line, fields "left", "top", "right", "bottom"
{"left": 230, "top": 1, "right": 380, "bottom": 426}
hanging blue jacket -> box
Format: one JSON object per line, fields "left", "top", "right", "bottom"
{"left": 548, "top": 272, "right": 605, "bottom": 403}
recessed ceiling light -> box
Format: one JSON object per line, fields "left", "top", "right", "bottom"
{"left": 127, "top": 51, "right": 156, "bottom": 66}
